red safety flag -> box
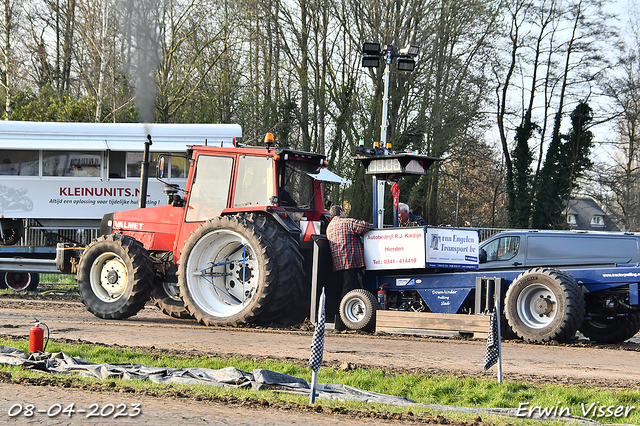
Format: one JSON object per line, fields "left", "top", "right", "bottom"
{"left": 390, "top": 182, "right": 399, "bottom": 209}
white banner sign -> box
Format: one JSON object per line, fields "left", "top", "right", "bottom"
{"left": 364, "top": 227, "right": 479, "bottom": 271}
{"left": 0, "top": 178, "right": 182, "bottom": 220}
{"left": 364, "top": 228, "right": 426, "bottom": 270}
{"left": 426, "top": 228, "right": 479, "bottom": 269}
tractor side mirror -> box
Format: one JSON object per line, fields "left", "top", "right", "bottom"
{"left": 157, "top": 156, "right": 166, "bottom": 179}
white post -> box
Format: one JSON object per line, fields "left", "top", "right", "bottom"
{"left": 380, "top": 48, "right": 392, "bottom": 146}
{"left": 310, "top": 371, "right": 319, "bottom": 404}
{"left": 377, "top": 179, "right": 385, "bottom": 227}
{"left": 309, "top": 289, "right": 326, "bottom": 404}
{"left": 495, "top": 290, "right": 503, "bottom": 384}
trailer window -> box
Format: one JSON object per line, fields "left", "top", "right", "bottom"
{"left": 171, "top": 155, "right": 187, "bottom": 178}
{"left": 233, "top": 156, "right": 274, "bottom": 208}
{"left": 483, "top": 236, "right": 520, "bottom": 262}
{"left": 42, "top": 151, "right": 101, "bottom": 177}
{"left": 186, "top": 155, "right": 233, "bottom": 222}
{"left": 109, "top": 151, "right": 126, "bottom": 178}
{"left": 0, "top": 150, "right": 39, "bottom": 176}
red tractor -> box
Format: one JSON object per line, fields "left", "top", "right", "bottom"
{"left": 57, "top": 136, "right": 338, "bottom": 326}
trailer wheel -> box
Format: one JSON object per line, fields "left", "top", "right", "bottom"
{"left": 505, "top": 268, "right": 584, "bottom": 342}
{"left": 1, "top": 272, "right": 39, "bottom": 291}
{"left": 151, "top": 282, "right": 191, "bottom": 319}
{"left": 178, "top": 215, "right": 300, "bottom": 326}
{"left": 0, "top": 219, "right": 22, "bottom": 245}
{"left": 579, "top": 312, "right": 640, "bottom": 343}
{"left": 76, "top": 234, "right": 153, "bottom": 319}
{"left": 339, "top": 289, "right": 378, "bottom": 331}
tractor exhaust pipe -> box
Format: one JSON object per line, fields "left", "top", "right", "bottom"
{"left": 138, "top": 134, "right": 152, "bottom": 209}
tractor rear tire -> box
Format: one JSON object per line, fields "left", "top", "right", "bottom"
{"left": 1, "top": 272, "right": 39, "bottom": 291}
{"left": 76, "top": 234, "right": 153, "bottom": 319}
{"left": 151, "top": 282, "right": 191, "bottom": 319}
{"left": 579, "top": 312, "right": 640, "bottom": 343}
{"left": 244, "top": 213, "right": 306, "bottom": 323}
{"left": 339, "top": 289, "right": 378, "bottom": 331}
{"left": 178, "top": 215, "right": 303, "bottom": 326}
{"left": 505, "top": 268, "right": 585, "bottom": 342}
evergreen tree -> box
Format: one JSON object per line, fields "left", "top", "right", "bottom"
{"left": 508, "top": 119, "right": 536, "bottom": 228}
{"left": 532, "top": 102, "right": 594, "bottom": 229}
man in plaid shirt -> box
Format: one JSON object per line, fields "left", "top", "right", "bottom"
{"left": 327, "top": 205, "right": 372, "bottom": 298}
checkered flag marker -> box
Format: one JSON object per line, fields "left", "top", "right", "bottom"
{"left": 309, "top": 288, "right": 326, "bottom": 404}
{"left": 484, "top": 309, "right": 499, "bottom": 370}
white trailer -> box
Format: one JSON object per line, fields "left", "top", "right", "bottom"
{"left": 0, "top": 121, "right": 242, "bottom": 290}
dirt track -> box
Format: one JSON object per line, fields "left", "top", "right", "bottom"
{"left": 2, "top": 294, "right": 640, "bottom": 425}
{"left": 2, "top": 296, "right": 640, "bottom": 389}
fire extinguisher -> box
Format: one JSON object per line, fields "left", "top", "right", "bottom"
{"left": 377, "top": 285, "right": 388, "bottom": 310}
{"left": 29, "top": 318, "right": 49, "bottom": 353}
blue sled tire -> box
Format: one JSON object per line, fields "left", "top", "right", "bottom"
{"left": 579, "top": 312, "right": 640, "bottom": 343}
{"left": 505, "top": 268, "right": 585, "bottom": 342}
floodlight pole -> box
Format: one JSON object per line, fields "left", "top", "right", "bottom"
{"left": 374, "top": 47, "right": 394, "bottom": 228}
{"left": 380, "top": 46, "right": 393, "bottom": 146}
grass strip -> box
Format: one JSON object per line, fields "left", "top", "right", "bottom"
{"left": 1, "top": 337, "right": 638, "bottom": 424}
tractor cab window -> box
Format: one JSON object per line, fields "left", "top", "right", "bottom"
{"left": 186, "top": 155, "right": 234, "bottom": 222}
{"left": 482, "top": 236, "right": 520, "bottom": 262}
{"left": 279, "top": 162, "right": 315, "bottom": 209}
{"left": 233, "top": 156, "right": 274, "bottom": 208}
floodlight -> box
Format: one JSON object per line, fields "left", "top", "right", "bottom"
{"left": 362, "top": 41, "right": 381, "bottom": 55}
{"left": 396, "top": 56, "right": 415, "bottom": 71}
{"left": 362, "top": 55, "right": 380, "bottom": 68}
{"left": 399, "top": 44, "right": 420, "bottom": 57}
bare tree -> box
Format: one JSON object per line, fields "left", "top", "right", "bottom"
{"left": 0, "top": 0, "right": 17, "bottom": 119}
{"left": 94, "top": 0, "right": 108, "bottom": 122}
{"left": 595, "top": 34, "right": 640, "bottom": 231}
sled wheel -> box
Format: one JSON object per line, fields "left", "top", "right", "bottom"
{"left": 151, "top": 281, "right": 192, "bottom": 319}
{"left": 505, "top": 268, "right": 585, "bottom": 342}
{"left": 178, "top": 215, "right": 299, "bottom": 326}
{"left": 339, "top": 289, "right": 378, "bottom": 331}
{"left": 76, "top": 234, "right": 153, "bottom": 319}
{"left": 579, "top": 312, "right": 640, "bottom": 343}
{"left": 2, "top": 272, "right": 39, "bottom": 291}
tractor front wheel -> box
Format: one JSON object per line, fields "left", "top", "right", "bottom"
{"left": 76, "top": 234, "right": 153, "bottom": 319}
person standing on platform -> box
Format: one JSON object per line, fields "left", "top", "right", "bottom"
{"left": 326, "top": 205, "right": 372, "bottom": 299}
